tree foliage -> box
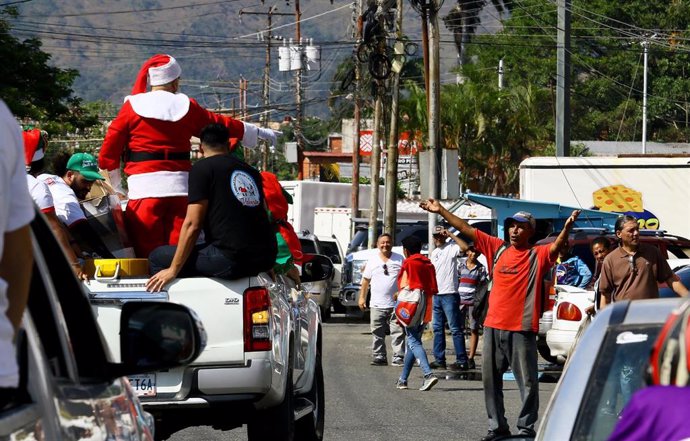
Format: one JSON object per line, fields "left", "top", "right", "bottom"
{"left": 0, "top": 8, "right": 98, "bottom": 133}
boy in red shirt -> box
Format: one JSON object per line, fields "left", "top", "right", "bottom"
{"left": 396, "top": 235, "right": 440, "bottom": 391}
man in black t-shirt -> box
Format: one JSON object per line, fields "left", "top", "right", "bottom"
{"left": 146, "top": 124, "right": 277, "bottom": 291}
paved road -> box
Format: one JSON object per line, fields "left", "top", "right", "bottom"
{"left": 165, "top": 313, "right": 559, "bottom": 441}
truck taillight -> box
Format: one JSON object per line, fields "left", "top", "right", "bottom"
{"left": 244, "top": 287, "right": 271, "bottom": 352}
{"left": 557, "top": 302, "right": 582, "bottom": 322}
{"left": 545, "top": 280, "right": 556, "bottom": 310}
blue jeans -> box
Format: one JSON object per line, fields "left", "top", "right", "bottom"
{"left": 400, "top": 324, "right": 432, "bottom": 382}
{"left": 432, "top": 293, "right": 468, "bottom": 363}
{"left": 149, "top": 243, "right": 254, "bottom": 280}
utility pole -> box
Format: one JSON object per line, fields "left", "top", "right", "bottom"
{"left": 642, "top": 39, "right": 649, "bottom": 154}
{"left": 384, "top": 0, "right": 403, "bottom": 240}
{"left": 427, "top": 0, "right": 441, "bottom": 251}
{"left": 295, "top": 0, "right": 305, "bottom": 180}
{"left": 240, "top": 6, "right": 292, "bottom": 171}
{"left": 368, "top": 96, "right": 383, "bottom": 249}
{"left": 555, "top": 0, "right": 571, "bottom": 156}
{"left": 351, "top": 0, "right": 363, "bottom": 220}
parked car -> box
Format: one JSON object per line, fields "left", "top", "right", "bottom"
{"left": 0, "top": 211, "right": 206, "bottom": 440}
{"left": 534, "top": 298, "right": 681, "bottom": 440}
{"left": 315, "top": 235, "right": 346, "bottom": 313}
{"left": 298, "top": 231, "right": 336, "bottom": 319}
{"left": 535, "top": 228, "right": 690, "bottom": 364}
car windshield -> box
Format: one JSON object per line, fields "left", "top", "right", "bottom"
{"left": 571, "top": 324, "right": 663, "bottom": 441}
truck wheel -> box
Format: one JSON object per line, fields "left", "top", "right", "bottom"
{"left": 332, "top": 298, "right": 346, "bottom": 314}
{"left": 537, "top": 335, "right": 561, "bottom": 365}
{"left": 296, "top": 350, "right": 325, "bottom": 441}
{"left": 247, "top": 365, "right": 295, "bottom": 441}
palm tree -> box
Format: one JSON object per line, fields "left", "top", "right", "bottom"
{"left": 443, "top": 0, "right": 511, "bottom": 67}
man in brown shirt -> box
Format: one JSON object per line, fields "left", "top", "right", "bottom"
{"left": 599, "top": 215, "right": 688, "bottom": 307}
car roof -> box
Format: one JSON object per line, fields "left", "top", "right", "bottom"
{"left": 537, "top": 228, "right": 690, "bottom": 246}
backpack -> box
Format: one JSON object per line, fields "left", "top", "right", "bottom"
{"left": 395, "top": 287, "right": 426, "bottom": 328}
{"left": 471, "top": 244, "right": 509, "bottom": 325}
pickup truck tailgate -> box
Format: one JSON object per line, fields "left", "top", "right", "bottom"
{"left": 88, "top": 277, "right": 250, "bottom": 365}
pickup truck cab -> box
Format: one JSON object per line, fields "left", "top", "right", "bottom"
{"left": 85, "top": 253, "right": 332, "bottom": 441}
{"left": 0, "top": 212, "right": 206, "bottom": 441}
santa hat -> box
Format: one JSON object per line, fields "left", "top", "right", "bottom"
{"left": 22, "top": 128, "right": 46, "bottom": 166}
{"left": 131, "top": 54, "right": 182, "bottom": 95}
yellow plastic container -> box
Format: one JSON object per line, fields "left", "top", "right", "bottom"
{"left": 84, "top": 258, "right": 149, "bottom": 280}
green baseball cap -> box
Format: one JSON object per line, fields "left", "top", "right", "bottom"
{"left": 67, "top": 152, "right": 104, "bottom": 181}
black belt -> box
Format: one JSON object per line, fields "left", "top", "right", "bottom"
{"left": 127, "top": 151, "right": 190, "bottom": 162}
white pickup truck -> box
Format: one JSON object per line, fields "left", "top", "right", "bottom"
{"left": 85, "top": 254, "right": 332, "bottom": 441}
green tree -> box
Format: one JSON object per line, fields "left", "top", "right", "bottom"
{"left": 0, "top": 8, "right": 97, "bottom": 132}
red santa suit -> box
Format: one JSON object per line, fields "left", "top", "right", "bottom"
{"left": 261, "top": 171, "right": 303, "bottom": 266}
{"left": 99, "top": 54, "right": 274, "bottom": 257}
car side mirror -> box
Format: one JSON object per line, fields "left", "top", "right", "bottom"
{"left": 111, "top": 302, "right": 207, "bottom": 377}
{"left": 301, "top": 254, "right": 334, "bottom": 282}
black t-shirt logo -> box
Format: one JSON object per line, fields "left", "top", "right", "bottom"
{"left": 230, "top": 170, "right": 260, "bottom": 207}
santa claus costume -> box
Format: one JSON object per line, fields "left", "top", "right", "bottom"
{"left": 99, "top": 54, "right": 276, "bottom": 257}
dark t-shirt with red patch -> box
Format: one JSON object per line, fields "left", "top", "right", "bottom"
{"left": 188, "top": 154, "right": 276, "bottom": 273}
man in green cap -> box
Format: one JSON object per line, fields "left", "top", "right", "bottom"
{"left": 39, "top": 152, "right": 113, "bottom": 258}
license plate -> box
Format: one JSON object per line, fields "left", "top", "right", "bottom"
{"left": 128, "top": 374, "right": 156, "bottom": 397}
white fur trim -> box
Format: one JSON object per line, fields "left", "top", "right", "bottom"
{"left": 127, "top": 171, "right": 189, "bottom": 199}
{"left": 126, "top": 91, "right": 190, "bottom": 122}
{"left": 149, "top": 56, "right": 181, "bottom": 86}
{"left": 241, "top": 122, "right": 259, "bottom": 148}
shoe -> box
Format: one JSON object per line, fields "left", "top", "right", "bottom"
{"left": 370, "top": 358, "right": 387, "bottom": 366}
{"left": 391, "top": 357, "right": 404, "bottom": 367}
{"left": 429, "top": 360, "right": 447, "bottom": 370}
{"left": 479, "top": 429, "right": 511, "bottom": 441}
{"left": 419, "top": 374, "right": 439, "bottom": 391}
{"left": 467, "top": 359, "right": 476, "bottom": 370}
{"left": 395, "top": 379, "right": 408, "bottom": 389}
{"left": 449, "top": 361, "right": 469, "bottom": 371}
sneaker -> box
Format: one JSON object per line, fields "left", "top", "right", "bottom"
{"left": 370, "top": 358, "right": 387, "bottom": 366}
{"left": 449, "top": 361, "right": 469, "bottom": 371}
{"left": 429, "top": 360, "right": 446, "bottom": 370}
{"left": 419, "top": 374, "right": 439, "bottom": 391}
{"left": 479, "top": 429, "right": 511, "bottom": 441}
{"left": 395, "top": 379, "right": 408, "bottom": 389}
{"left": 391, "top": 357, "right": 404, "bottom": 367}
{"left": 467, "top": 358, "right": 476, "bottom": 370}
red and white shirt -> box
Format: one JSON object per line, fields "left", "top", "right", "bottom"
{"left": 26, "top": 174, "right": 55, "bottom": 214}
{"left": 37, "top": 174, "right": 86, "bottom": 227}
{"left": 99, "top": 91, "right": 256, "bottom": 200}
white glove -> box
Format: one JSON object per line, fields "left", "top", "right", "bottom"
{"left": 258, "top": 127, "right": 282, "bottom": 147}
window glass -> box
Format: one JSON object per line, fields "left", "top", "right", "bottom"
{"left": 572, "top": 324, "right": 662, "bottom": 441}
{"left": 319, "top": 241, "right": 341, "bottom": 264}
{"left": 299, "top": 239, "right": 318, "bottom": 255}
{"left": 666, "top": 245, "right": 689, "bottom": 259}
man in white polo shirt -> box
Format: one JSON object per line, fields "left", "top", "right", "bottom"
{"left": 0, "top": 100, "right": 35, "bottom": 409}
{"left": 358, "top": 233, "right": 406, "bottom": 366}
{"left": 429, "top": 226, "right": 469, "bottom": 371}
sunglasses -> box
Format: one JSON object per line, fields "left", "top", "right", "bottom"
{"left": 628, "top": 255, "right": 637, "bottom": 275}
{"left": 382, "top": 264, "right": 389, "bottom": 276}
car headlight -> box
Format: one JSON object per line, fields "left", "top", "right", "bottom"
{"left": 351, "top": 259, "right": 367, "bottom": 285}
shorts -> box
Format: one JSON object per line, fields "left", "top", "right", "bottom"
{"left": 459, "top": 303, "right": 480, "bottom": 331}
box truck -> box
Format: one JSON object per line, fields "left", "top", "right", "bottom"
{"left": 520, "top": 156, "right": 690, "bottom": 238}
{"left": 280, "top": 181, "right": 383, "bottom": 234}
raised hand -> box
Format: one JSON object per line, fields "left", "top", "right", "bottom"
{"left": 419, "top": 198, "right": 442, "bottom": 213}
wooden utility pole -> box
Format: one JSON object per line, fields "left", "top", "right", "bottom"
{"left": 295, "top": 0, "right": 305, "bottom": 179}
{"left": 556, "top": 0, "right": 571, "bottom": 156}
{"left": 427, "top": 0, "right": 441, "bottom": 250}
{"left": 368, "top": 95, "right": 383, "bottom": 249}
{"left": 384, "top": 0, "right": 404, "bottom": 239}
{"left": 351, "top": 0, "right": 363, "bottom": 220}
